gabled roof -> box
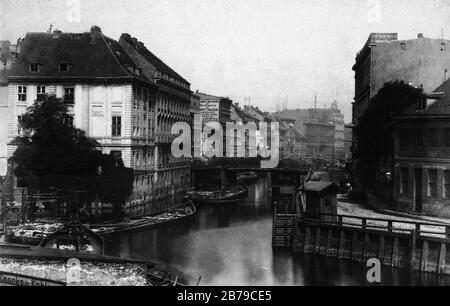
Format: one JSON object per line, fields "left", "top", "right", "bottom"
{"left": 8, "top": 27, "right": 150, "bottom": 83}
{"left": 302, "top": 181, "right": 338, "bottom": 193}
{"left": 120, "top": 34, "right": 189, "bottom": 85}
{"left": 398, "top": 78, "right": 450, "bottom": 118}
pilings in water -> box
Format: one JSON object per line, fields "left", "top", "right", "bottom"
{"left": 275, "top": 213, "right": 450, "bottom": 275}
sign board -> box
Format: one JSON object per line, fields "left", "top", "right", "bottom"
{"left": 200, "top": 101, "right": 219, "bottom": 123}
{"left": 0, "top": 271, "right": 66, "bottom": 286}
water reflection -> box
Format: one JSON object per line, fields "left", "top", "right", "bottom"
{"left": 105, "top": 173, "right": 450, "bottom": 286}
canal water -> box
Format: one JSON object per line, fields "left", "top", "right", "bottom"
{"left": 105, "top": 174, "right": 450, "bottom": 286}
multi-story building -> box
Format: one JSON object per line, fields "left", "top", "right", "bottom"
{"left": 392, "top": 78, "right": 450, "bottom": 217}
{"left": 352, "top": 32, "right": 450, "bottom": 198}
{"left": 273, "top": 104, "right": 345, "bottom": 161}
{"left": 6, "top": 26, "right": 190, "bottom": 209}
{"left": 190, "top": 91, "right": 201, "bottom": 156}
{"left": 344, "top": 124, "right": 353, "bottom": 161}
{"left": 352, "top": 33, "right": 450, "bottom": 126}
{"left": 197, "top": 92, "right": 232, "bottom": 157}
{"left": 197, "top": 92, "right": 232, "bottom": 125}
{"left": 330, "top": 101, "right": 345, "bottom": 160}
{"left": 278, "top": 118, "right": 306, "bottom": 160}
{"left": 119, "top": 33, "right": 192, "bottom": 198}
{"left": 0, "top": 40, "right": 18, "bottom": 176}
{"left": 304, "top": 121, "right": 336, "bottom": 162}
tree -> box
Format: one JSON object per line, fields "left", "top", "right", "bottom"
{"left": 11, "top": 95, "right": 133, "bottom": 220}
{"left": 353, "top": 81, "right": 424, "bottom": 193}
{"left": 12, "top": 95, "right": 101, "bottom": 179}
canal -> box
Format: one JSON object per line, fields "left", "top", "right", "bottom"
{"left": 105, "top": 174, "right": 450, "bottom": 286}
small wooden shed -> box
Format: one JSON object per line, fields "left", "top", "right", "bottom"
{"left": 301, "top": 181, "right": 339, "bottom": 220}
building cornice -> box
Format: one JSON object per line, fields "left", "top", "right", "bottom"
{"left": 8, "top": 76, "right": 158, "bottom": 89}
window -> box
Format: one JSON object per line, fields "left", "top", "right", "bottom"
{"left": 441, "top": 42, "right": 447, "bottom": 52}
{"left": 400, "top": 167, "right": 409, "bottom": 194}
{"left": 399, "top": 128, "right": 409, "bottom": 148}
{"left": 417, "top": 97, "right": 427, "bottom": 110}
{"left": 36, "top": 86, "right": 46, "bottom": 101}
{"left": 400, "top": 42, "right": 406, "bottom": 51}
{"left": 444, "top": 128, "right": 450, "bottom": 147}
{"left": 428, "top": 169, "right": 437, "bottom": 197}
{"left": 428, "top": 128, "right": 438, "bottom": 147}
{"left": 59, "top": 63, "right": 73, "bottom": 72}
{"left": 64, "top": 87, "right": 75, "bottom": 104}
{"left": 18, "top": 86, "right": 27, "bottom": 102}
{"left": 112, "top": 116, "right": 122, "bottom": 137}
{"left": 17, "top": 116, "right": 23, "bottom": 135}
{"left": 444, "top": 171, "right": 450, "bottom": 199}
{"left": 415, "top": 128, "right": 423, "bottom": 147}
{"left": 29, "top": 63, "right": 41, "bottom": 72}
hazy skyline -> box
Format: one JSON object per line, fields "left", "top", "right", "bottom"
{"left": 1, "top": 0, "right": 450, "bottom": 122}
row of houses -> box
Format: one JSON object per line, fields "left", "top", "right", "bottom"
{"left": 351, "top": 32, "right": 450, "bottom": 218}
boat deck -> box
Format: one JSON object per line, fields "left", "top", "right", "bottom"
{"left": 0, "top": 242, "right": 146, "bottom": 264}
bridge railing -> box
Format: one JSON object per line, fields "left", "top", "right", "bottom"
{"left": 300, "top": 212, "right": 450, "bottom": 239}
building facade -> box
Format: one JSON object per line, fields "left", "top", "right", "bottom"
{"left": 273, "top": 104, "right": 345, "bottom": 162}
{"left": 304, "top": 121, "right": 336, "bottom": 162}
{"left": 278, "top": 118, "right": 306, "bottom": 160}
{"left": 197, "top": 92, "right": 232, "bottom": 157}
{"left": 6, "top": 26, "right": 191, "bottom": 210}
{"left": 393, "top": 79, "right": 450, "bottom": 217}
{"left": 197, "top": 92, "right": 232, "bottom": 125}
{"left": 190, "top": 92, "right": 201, "bottom": 156}
{"left": 0, "top": 40, "right": 18, "bottom": 176}
{"left": 352, "top": 32, "right": 450, "bottom": 199}
{"left": 353, "top": 33, "right": 450, "bottom": 126}
{"left": 119, "top": 33, "right": 192, "bottom": 199}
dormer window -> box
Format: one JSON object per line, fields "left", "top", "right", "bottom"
{"left": 400, "top": 42, "right": 406, "bottom": 52}
{"left": 417, "top": 97, "right": 427, "bottom": 110}
{"left": 29, "top": 63, "right": 42, "bottom": 72}
{"left": 59, "top": 63, "right": 73, "bottom": 72}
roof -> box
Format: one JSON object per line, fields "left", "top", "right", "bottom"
{"left": 120, "top": 34, "right": 189, "bottom": 85}
{"left": 301, "top": 181, "right": 338, "bottom": 193}
{"left": 197, "top": 92, "right": 231, "bottom": 102}
{"left": 8, "top": 28, "right": 149, "bottom": 83}
{"left": 397, "top": 78, "right": 450, "bottom": 118}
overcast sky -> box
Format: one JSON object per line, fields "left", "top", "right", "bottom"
{"left": 1, "top": 0, "right": 450, "bottom": 122}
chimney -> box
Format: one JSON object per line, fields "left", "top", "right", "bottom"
{"left": 90, "top": 25, "right": 102, "bottom": 44}
{"left": 418, "top": 33, "right": 424, "bottom": 39}
{"left": 137, "top": 41, "right": 145, "bottom": 49}
{"left": 121, "top": 33, "right": 131, "bottom": 41}
{"left": 131, "top": 37, "right": 138, "bottom": 46}
{"left": 53, "top": 29, "right": 62, "bottom": 38}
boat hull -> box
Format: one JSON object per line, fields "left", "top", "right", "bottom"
{"left": 92, "top": 202, "right": 197, "bottom": 236}
{"left": 187, "top": 185, "right": 248, "bottom": 206}
{"left": 236, "top": 172, "right": 258, "bottom": 184}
